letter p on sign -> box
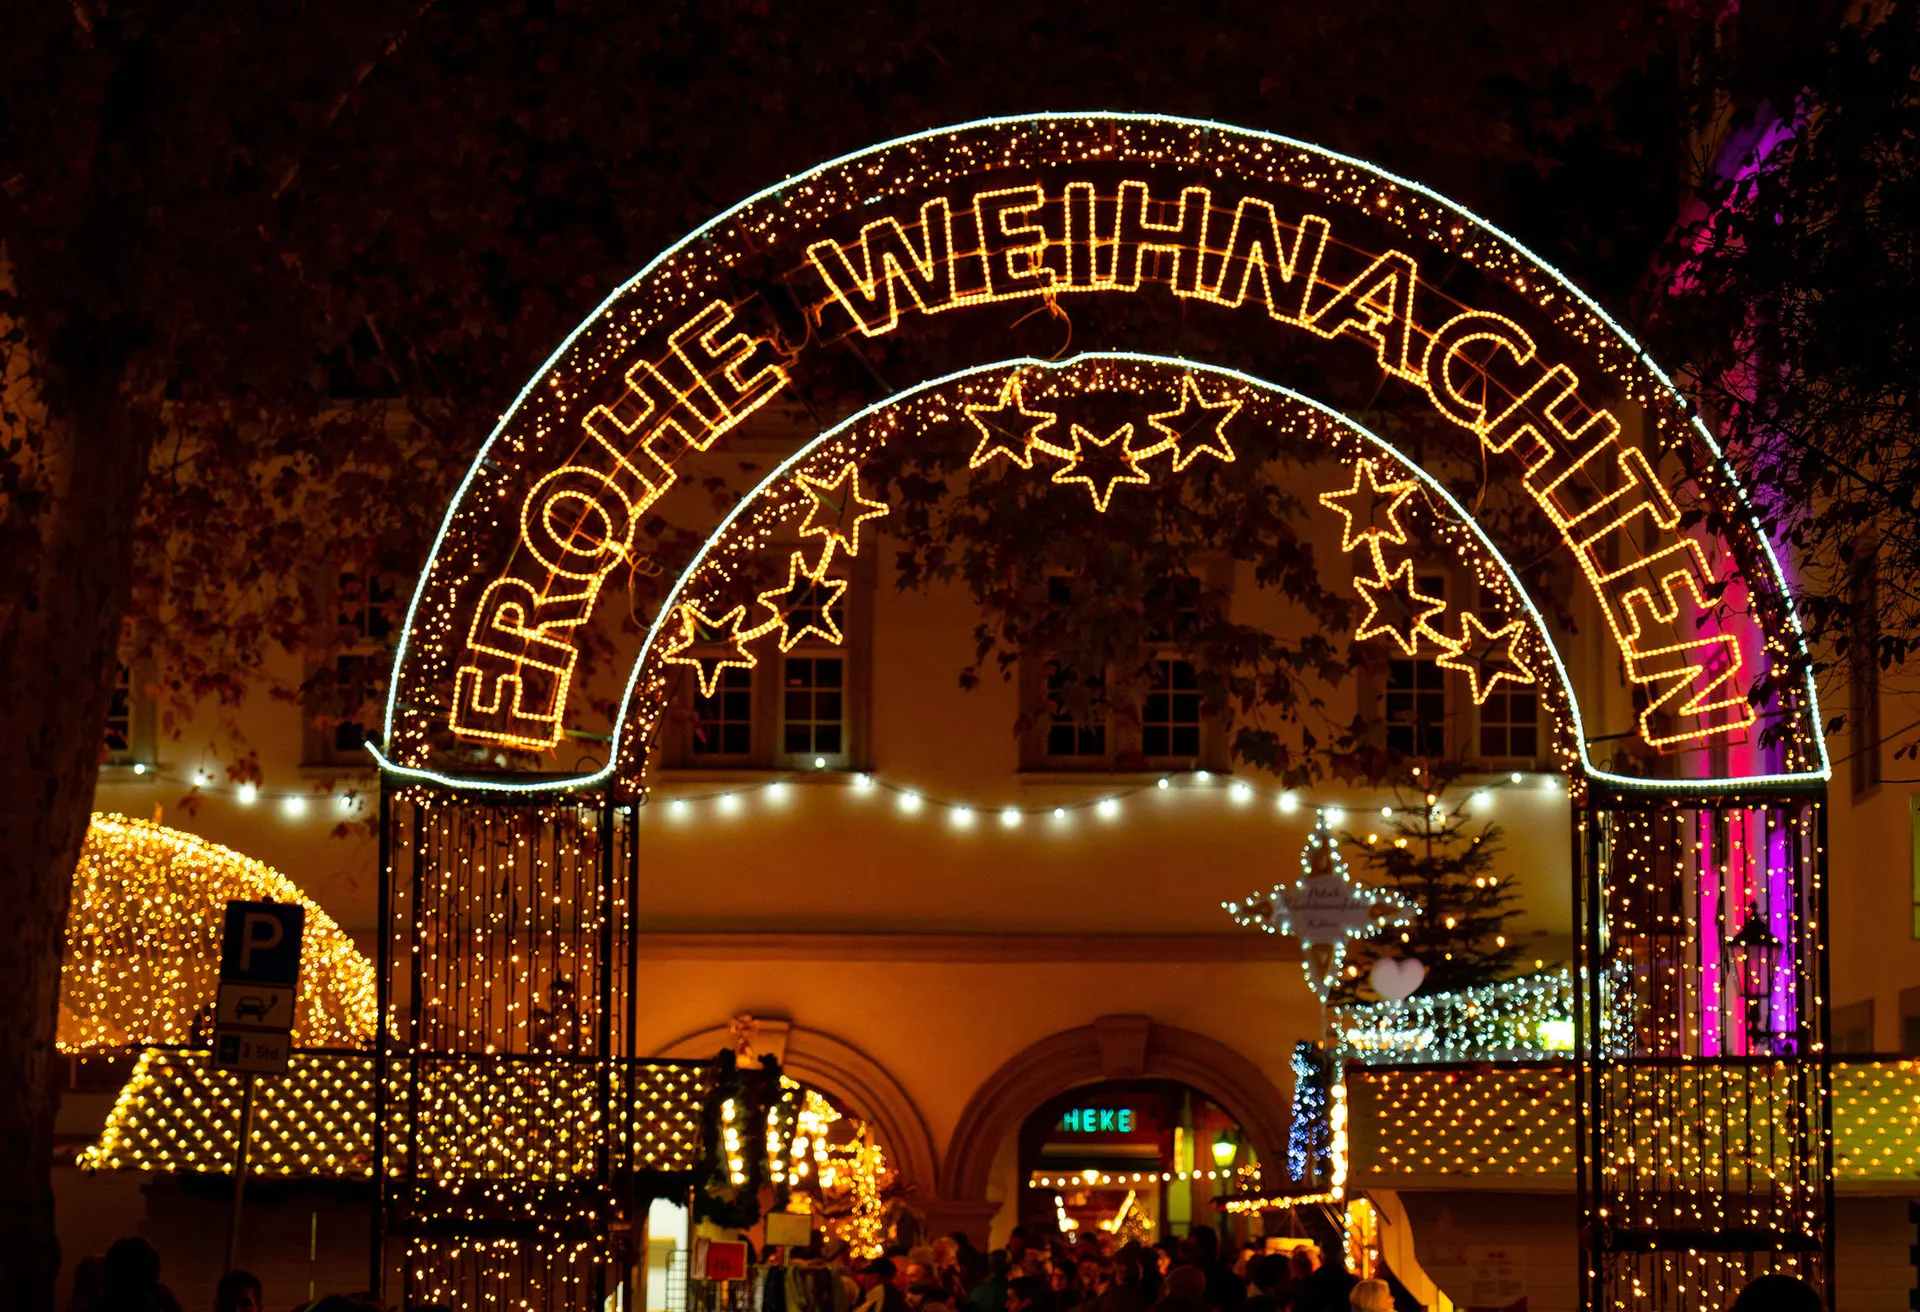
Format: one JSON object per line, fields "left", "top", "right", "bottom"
{"left": 220, "top": 901, "right": 305, "bottom": 986}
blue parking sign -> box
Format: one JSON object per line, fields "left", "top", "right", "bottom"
{"left": 219, "top": 901, "right": 305, "bottom": 986}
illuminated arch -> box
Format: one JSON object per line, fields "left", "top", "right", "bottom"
{"left": 938, "top": 1016, "right": 1291, "bottom": 1204}
{"left": 60, "top": 814, "right": 376, "bottom": 1051}
{"left": 655, "top": 1021, "right": 940, "bottom": 1198}
{"left": 377, "top": 112, "right": 1825, "bottom": 793}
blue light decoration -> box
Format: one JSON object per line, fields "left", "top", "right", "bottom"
{"left": 1289, "top": 1040, "right": 1334, "bottom": 1183}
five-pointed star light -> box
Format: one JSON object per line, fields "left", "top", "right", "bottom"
{"left": 1319, "top": 458, "right": 1418, "bottom": 554}
{"left": 795, "top": 463, "right": 888, "bottom": 566}
{"left": 965, "top": 374, "right": 1061, "bottom": 469}
{"left": 755, "top": 551, "right": 849, "bottom": 651}
{"left": 1145, "top": 374, "right": 1240, "bottom": 470}
{"left": 1052, "top": 423, "right": 1152, "bottom": 512}
{"left": 1354, "top": 551, "right": 1448, "bottom": 655}
{"left": 661, "top": 602, "right": 766, "bottom": 698}
{"left": 1436, "top": 611, "right": 1537, "bottom": 705}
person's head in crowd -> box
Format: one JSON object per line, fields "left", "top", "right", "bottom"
{"left": 1163, "top": 1266, "right": 1207, "bottom": 1305}
{"left": 1287, "top": 1248, "right": 1316, "bottom": 1283}
{"left": 987, "top": 1250, "right": 1012, "bottom": 1280}
{"left": 1250, "top": 1254, "right": 1288, "bottom": 1296}
{"left": 1049, "top": 1265, "right": 1075, "bottom": 1296}
{"left": 907, "top": 1259, "right": 937, "bottom": 1291}
{"left": 68, "top": 1254, "right": 106, "bottom": 1311}
{"left": 215, "top": 1271, "right": 264, "bottom": 1312}
{"left": 1187, "top": 1227, "right": 1219, "bottom": 1264}
{"left": 862, "top": 1259, "right": 900, "bottom": 1291}
{"left": 103, "top": 1238, "right": 167, "bottom": 1307}
{"left": 932, "top": 1237, "right": 959, "bottom": 1270}
{"left": 1728, "top": 1274, "right": 1824, "bottom": 1312}
{"left": 1348, "top": 1280, "right": 1393, "bottom": 1312}
{"left": 1007, "top": 1276, "right": 1049, "bottom": 1312}
{"left": 1080, "top": 1257, "right": 1112, "bottom": 1293}
{"left": 1007, "top": 1228, "right": 1029, "bottom": 1261}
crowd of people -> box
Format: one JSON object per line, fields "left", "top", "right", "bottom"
{"left": 63, "top": 1225, "right": 1830, "bottom": 1312}
{"left": 824, "top": 1225, "right": 1375, "bottom": 1312}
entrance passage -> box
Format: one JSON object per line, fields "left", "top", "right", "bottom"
{"left": 1019, "top": 1080, "right": 1254, "bottom": 1246}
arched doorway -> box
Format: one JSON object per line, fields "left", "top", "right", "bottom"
{"left": 371, "top": 114, "right": 1832, "bottom": 1311}
{"left": 1018, "top": 1079, "right": 1255, "bottom": 1247}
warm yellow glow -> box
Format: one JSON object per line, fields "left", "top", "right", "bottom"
{"left": 59, "top": 814, "right": 375, "bottom": 1052}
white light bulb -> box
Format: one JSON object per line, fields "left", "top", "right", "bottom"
{"left": 237, "top": 784, "right": 258, "bottom": 805}
{"left": 951, "top": 807, "right": 974, "bottom": 827}
{"left": 1510, "top": 771, "right": 1524, "bottom": 784}
{"left": 669, "top": 798, "right": 689, "bottom": 817}
{"left": 813, "top": 756, "right": 827, "bottom": 769}
{"left": 1000, "top": 808, "right": 1022, "bottom": 828}
{"left": 131, "top": 763, "right": 147, "bottom": 776}
{"left": 765, "top": 782, "right": 788, "bottom": 804}
{"left": 718, "top": 794, "right": 741, "bottom": 815}
{"left": 899, "top": 792, "right": 922, "bottom": 813}
{"left": 282, "top": 796, "right": 308, "bottom": 817}
{"left": 1097, "top": 798, "right": 1120, "bottom": 819}
{"left": 1195, "top": 770, "right": 1212, "bottom": 782}
{"left": 1053, "top": 807, "right": 1068, "bottom": 821}
{"left": 1324, "top": 807, "right": 1345, "bottom": 826}
{"left": 855, "top": 774, "right": 874, "bottom": 791}
{"left": 1230, "top": 782, "right": 1252, "bottom": 804}
{"left": 1157, "top": 777, "right": 1170, "bottom": 790}
{"left": 1277, "top": 791, "right": 1299, "bottom": 813}
{"left": 1380, "top": 806, "right": 1392, "bottom": 818}
{"left": 336, "top": 794, "right": 356, "bottom": 812}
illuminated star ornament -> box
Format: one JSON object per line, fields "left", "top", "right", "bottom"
{"left": 1052, "top": 423, "right": 1152, "bottom": 512}
{"left": 1145, "top": 374, "right": 1240, "bottom": 470}
{"left": 965, "top": 374, "right": 1060, "bottom": 469}
{"left": 1319, "top": 459, "right": 1417, "bottom": 554}
{"left": 1223, "top": 814, "right": 1416, "bottom": 1002}
{"left": 1354, "top": 549, "right": 1448, "bottom": 655}
{"left": 1436, "top": 612, "right": 1536, "bottom": 704}
{"left": 795, "top": 463, "right": 888, "bottom": 565}
{"left": 755, "top": 552, "right": 849, "bottom": 651}
{"left": 662, "top": 602, "right": 766, "bottom": 697}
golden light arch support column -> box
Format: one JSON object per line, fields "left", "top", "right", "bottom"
{"left": 371, "top": 114, "right": 1833, "bottom": 1312}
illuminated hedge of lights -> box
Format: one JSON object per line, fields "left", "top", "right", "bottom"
{"left": 60, "top": 815, "right": 376, "bottom": 1051}
{"left": 78, "top": 1051, "right": 707, "bottom": 1177}
{"left": 1339, "top": 1060, "right": 1919, "bottom": 1186}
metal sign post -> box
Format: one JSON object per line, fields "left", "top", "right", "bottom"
{"left": 213, "top": 899, "right": 304, "bottom": 1273}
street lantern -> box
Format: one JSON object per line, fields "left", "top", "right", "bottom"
{"left": 1723, "top": 907, "right": 1782, "bottom": 1050}
{"left": 1211, "top": 1134, "right": 1237, "bottom": 1169}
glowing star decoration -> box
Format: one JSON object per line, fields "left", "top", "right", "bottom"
{"left": 965, "top": 374, "right": 1061, "bottom": 469}
{"left": 1353, "top": 549, "right": 1449, "bottom": 656}
{"left": 661, "top": 602, "right": 767, "bottom": 698}
{"left": 794, "top": 463, "right": 888, "bottom": 565}
{"left": 1144, "top": 374, "right": 1240, "bottom": 470}
{"left": 1052, "top": 423, "right": 1152, "bottom": 512}
{"left": 1223, "top": 815, "right": 1415, "bottom": 1002}
{"left": 1320, "top": 459, "right": 1418, "bottom": 554}
{"left": 1436, "top": 611, "right": 1537, "bottom": 705}
{"left": 755, "top": 552, "right": 849, "bottom": 651}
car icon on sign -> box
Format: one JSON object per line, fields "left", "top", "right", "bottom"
{"left": 235, "top": 995, "right": 270, "bottom": 1021}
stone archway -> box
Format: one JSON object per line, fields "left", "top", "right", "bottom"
{"left": 657, "top": 1018, "right": 940, "bottom": 1201}
{"left": 938, "top": 1015, "right": 1291, "bottom": 1208}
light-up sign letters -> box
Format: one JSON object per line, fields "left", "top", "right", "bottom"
{"left": 1059, "top": 1107, "right": 1138, "bottom": 1134}
{"left": 385, "top": 114, "right": 1822, "bottom": 792}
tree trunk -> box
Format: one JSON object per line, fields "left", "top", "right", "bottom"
{"left": 0, "top": 358, "right": 155, "bottom": 1310}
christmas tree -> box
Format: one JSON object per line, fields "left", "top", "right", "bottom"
{"left": 1337, "top": 778, "right": 1527, "bottom": 998}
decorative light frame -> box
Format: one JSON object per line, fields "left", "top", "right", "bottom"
{"left": 371, "top": 113, "right": 1826, "bottom": 795}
